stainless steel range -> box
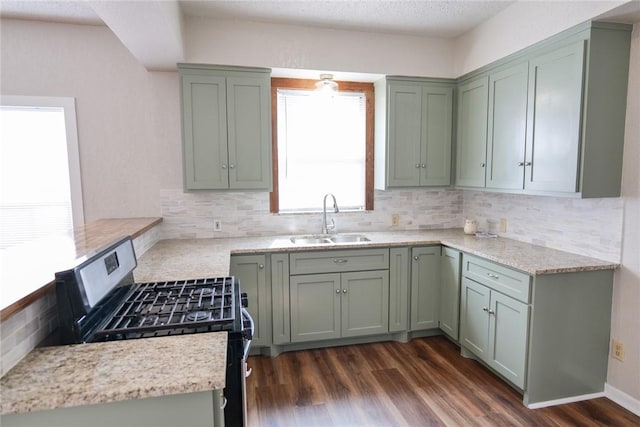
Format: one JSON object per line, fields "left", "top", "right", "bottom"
{"left": 54, "top": 237, "right": 253, "bottom": 427}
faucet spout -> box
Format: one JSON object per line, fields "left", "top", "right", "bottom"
{"left": 321, "top": 193, "right": 339, "bottom": 234}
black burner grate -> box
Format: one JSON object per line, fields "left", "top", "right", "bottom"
{"left": 94, "top": 277, "right": 236, "bottom": 337}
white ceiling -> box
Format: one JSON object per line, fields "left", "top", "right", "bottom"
{"left": 179, "top": 0, "right": 516, "bottom": 38}
{"left": 1, "top": 1, "right": 639, "bottom": 71}
{"left": 0, "top": 0, "right": 518, "bottom": 37}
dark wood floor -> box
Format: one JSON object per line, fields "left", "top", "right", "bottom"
{"left": 246, "top": 336, "right": 639, "bottom": 426}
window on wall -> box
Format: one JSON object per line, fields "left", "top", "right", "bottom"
{"left": 270, "top": 78, "right": 374, "bottom": 213}
{"left": 0, "top": 96, "right": 83, "bottom": 249}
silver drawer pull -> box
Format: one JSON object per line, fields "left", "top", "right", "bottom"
{"left": 482, "top": 306, "right": 488, "bottom": 312}
{"left": 221, "top": 396, "right": 228, "bottom": 409}
{"left": 333, "top": 259, "right": 348, "bottom": 264}
{"left": 488, "top": 309, "right": 495, "bottom": 315}
{"left": 245, "top": 367, "right": 253, "bottom": 378}
{"left": 336, "top": 289, "right": 341, "bottom": 294}
{"left": 343, "top": 289, "right": 348, "bottom": 293}
{"left": 487, "top": 273, "right": 500, "bottom": 279}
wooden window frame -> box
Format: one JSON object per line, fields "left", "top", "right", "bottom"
{"left": 270, "top": 78, "right": 374, "bottom": 213}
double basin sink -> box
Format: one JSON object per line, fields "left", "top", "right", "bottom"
{"left": 290, "top": 234, "right": 370, "bottom": 245}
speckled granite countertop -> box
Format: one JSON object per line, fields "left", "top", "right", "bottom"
{"left": 134, "top": 229, "right": 617, "bottom": 281}
{"left": 0, "top": 332, "right": 227, "bottom": 415}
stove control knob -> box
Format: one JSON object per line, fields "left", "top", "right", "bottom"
{"left": 241, "top": 292, "right": 249, "bottom": 308}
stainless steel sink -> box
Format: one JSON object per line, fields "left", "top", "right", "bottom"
{"left": 329, "top": 234, "right": 371, "bottom": 243}
{"left": 290, "top": 234, "right": 370, "bottom": 245}
{"left": 290, "top": 235, "right": 333, "bottom": 245}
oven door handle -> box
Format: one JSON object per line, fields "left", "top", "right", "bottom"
{"left": 241, "top": 307, "right": 254, "bottom": 361}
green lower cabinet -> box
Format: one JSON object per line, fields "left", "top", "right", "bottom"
{"left": 439, "top": 247, "right": 461, "bottom": 340}
{"left": 270, "top": 253, "right": 290, "bottom": 345}
{"left": 460, "top": 277, "right": 529, "bottom": 389}
{"left": 341, "top": 271, "right": 389, "bottom": 337}
{"left": 389, "top": 248, "right": 410, "bottom": 332}
{"left": 230, "top": 254, "right": 271, "bottom": 347}
{"left": 290, "top": 270, "right": 389, "bottom": 343}
{"left": 410, "top": 246, "right": 440, "bottom": 331}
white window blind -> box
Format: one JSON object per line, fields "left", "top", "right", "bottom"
{"left": 277, "top": 89, "right": 366, "bottom": 212}
{"left": 0, "top": 97, "right": 83, "bottom": 249}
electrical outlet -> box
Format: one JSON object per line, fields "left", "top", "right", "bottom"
{"left": 213, "top": 220, "right": 222, "bottom": 232}
{"left": 500, "top": 218, "right": 507, "bottom": 233}
{"left": 612, "top": 340, "right": 625, "bottom": 361}
{"left": 391, "top": 214, "right": 400, "bottom": 227}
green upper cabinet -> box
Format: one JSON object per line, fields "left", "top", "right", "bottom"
{"left": 455, "top": 76, "right": 489, "bottom": 188}
{"left": 486, "top": 62, "right": 529, "bottom": 190}
{"left": 455, "top": 22, "right": 631, "bottom": 198}
{"left": 525, "top": 42, "right": 585, "bottom": 193}
{"left": 179, "top": 64, "right": 272, "bottom": 191}
{"left": 375, "top": 78, "right": 454, "bottom": 189}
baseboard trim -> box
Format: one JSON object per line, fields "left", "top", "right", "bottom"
{"left": 605, "top": 383, "right": 640, "bottom": 416}
{"left": 526, "top": 392, "right": 605, "bottom": 409}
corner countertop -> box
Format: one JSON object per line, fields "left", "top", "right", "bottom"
{"left": 134, "top": 229, "right": 617, "bottom": 282}
{"left": 0, "top": 217, "right": 162, "bottom": 319}
{"left": 0, "top": 332, "right": 227, "bottom": 415}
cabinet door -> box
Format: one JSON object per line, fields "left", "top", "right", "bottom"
{"left": 270, "top": 253, "right": 290, "bottom": 345}
{"left": 389, "top": 248, "right": 410, "bottom": 332}
{"left": 439, "top": 247, "right": 461, "bottom": 340}
{"left": 486, "top": 63, "right": 529, "bottom": 190}
{"left": 230, "top": 255, "right": 270, "bottom": 346}
{"left": 387, "top": 84, "right": 422, "bottom": 187}
{"left": 410, "top": 247, "right": 440, "bottom": 331}
{"left": 460, "top": 277, "right": 490, "bottom": 359}
{"left": 456, "top": 76, "right": 489, "bottom": 188}
{"left": 181, "top": 74, "right": 229, "bottom": 190}
{"left": 341, "top": 271, "right": 389, "bottom": 338}
{"left": 421, "top": 86, "right": 453, "bottom": 186}
{"left": 226, "top": 76, "right": 272, "bottom": 190}
{"left": 525, "top": 41, "right": 585, "bottom": 193}
{"left": 290, "top": 273, "right": 341, "bottom": 342}
{"left": 488, "top": 291, "right": 529, "bottom": 389}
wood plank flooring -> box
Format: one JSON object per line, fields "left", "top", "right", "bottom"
{"left": 246, "top": 336, "right": 639, "bottom": 426}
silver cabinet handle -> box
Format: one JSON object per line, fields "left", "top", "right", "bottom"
{"left": 488, "top": 309, "right": 496, "bottom": 315}
{"left": 487, "top": 273, "right": 500, "bottom": 279}
{"left": 229, "top": 164, "right": 235, "bottom": 169}
{"left": 421, "top": 164, "right": 426, "bottom": 168}
{"left": 518, "top": 161, "right": 525, "bottom": 166}
{"left": 480, "top": 163, "right": 486, "bottom": 167}
{"left": 333, "top": 259, "right": 348, "bottom": 264}
{"left": 483, "top": 306, "right": 488, "bottom": 312}
{"left": 221, "top": 164, "right": 227, "bottom": 169}
{"left": 336, "top": 289, "right": 341, "bottom": 294}
{"left": 524, "top": 161, "right": 532, "bottom": 166}
{"left": 258, "top": 264, "right": 264, "bottom": 269}
{"left": 343, "top": 289, "right": 347, "bottom": 293}
{"left": 413, "top": 256, "right": 419, "bottom": 261}
{"left": 415, "top": 164, "right": 421, "bottom": 168}
{"left": 221, "top": 396, "right": 228, "bottom": 409}
{"left": 245, "top": 367, "right": 253, "bottom": 378}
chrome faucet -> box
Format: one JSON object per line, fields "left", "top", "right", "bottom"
{"left": 321, "top": 193, "right": 339, "bottom": 234}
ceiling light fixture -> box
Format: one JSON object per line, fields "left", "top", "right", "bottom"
{"left": 315, "top": 73, "right": 338, "bottom": 93}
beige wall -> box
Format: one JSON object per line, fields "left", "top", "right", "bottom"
{"left": 453, "top": 0, "right": 628, "bottom": 75}
{"left": 0, "top": 19, "right": 181, "bottom": 222}
{"left": 607, "top": 23, "right": 640, "bottom": 403}
{"left": 184, "top": 16, "right": 455, "bottom": 78}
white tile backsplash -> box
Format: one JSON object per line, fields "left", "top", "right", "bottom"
{"left": 159, "top": 188, "right": 464, "bottom": 239}
{"left": 463, "top": 191, "right": 623, "bottom": 262}
{"left": 160, "top": 188, "right": 624, "bottom": 263}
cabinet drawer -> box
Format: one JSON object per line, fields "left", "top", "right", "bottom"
{"left": 290, "top": 248, "right": 389, "bottom": 275}
{"left": 462, "top": 254, "right": 531, "bottom": 303}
